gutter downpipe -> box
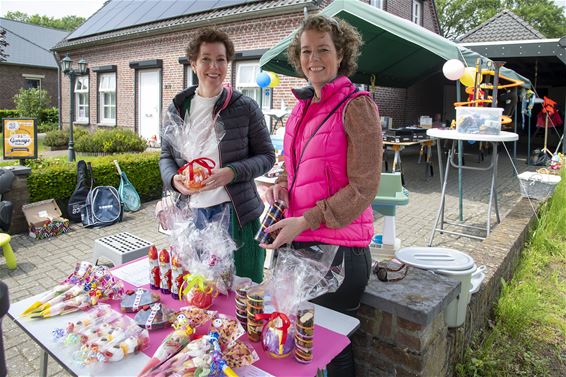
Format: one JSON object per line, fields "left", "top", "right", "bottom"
{"left": 53, "top": 51, "right": 62, "bottom": 130}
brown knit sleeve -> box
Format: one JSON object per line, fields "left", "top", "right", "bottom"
{"left": 303, "top": 96, "right": 382, "bottom": 229}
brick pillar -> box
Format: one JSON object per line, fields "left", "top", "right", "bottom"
{"left": 2, "top": 166, "right": 31, "bottom": 235}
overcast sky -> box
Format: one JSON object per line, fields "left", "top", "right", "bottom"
{"left": 0, "top": 0, "right": 565, "bottom": 20}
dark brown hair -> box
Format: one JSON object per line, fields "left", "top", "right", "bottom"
{"left": 287, "top": 15, "right": 362, "bottom": 78}
{"left": 186, "top": 28, "right": 235, "bottom": 62}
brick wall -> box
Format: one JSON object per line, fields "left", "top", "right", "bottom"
{"left": 58, "top": 1, "right": 444, "bottom": 132}
{"left": 59, "top": 12, "right": 307, "bottom": 130}
{"left": 0, "top": 65, "right": 58, "bottom": 109}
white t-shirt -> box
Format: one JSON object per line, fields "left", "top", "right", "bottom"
{"left": 187, "top": 89, "right": 230, "bottom": 208}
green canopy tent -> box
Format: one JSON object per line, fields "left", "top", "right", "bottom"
{"left": 259, "top": 0, "right": 531, "bottom": 89}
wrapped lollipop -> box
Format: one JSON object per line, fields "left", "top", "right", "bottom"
{"left": 255, "top": 245, "right": 344, "bottom": 359}
{"left": 22, "top": 261, "right": 94, "bottom": 316}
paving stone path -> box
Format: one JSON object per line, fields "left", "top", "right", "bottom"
{"left": 0, "top": 143, "right": 537, "bottom": 376}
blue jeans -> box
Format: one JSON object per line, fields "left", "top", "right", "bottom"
{"left": 193, "top": 202, "right": 231, "bottom": 233}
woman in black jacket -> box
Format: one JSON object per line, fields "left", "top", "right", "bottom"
{"left": 159, "top": 28, "right": 275, "bottom": 283}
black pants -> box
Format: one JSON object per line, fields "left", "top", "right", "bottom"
{"left": 293, "top": 242, "right": 372, "bottom": 377}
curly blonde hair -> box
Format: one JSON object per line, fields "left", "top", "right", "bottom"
{"left": 287, "top": 15, "right": 362, "bottom": 78}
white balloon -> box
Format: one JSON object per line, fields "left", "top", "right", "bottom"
{"left": 442, "top": 59, "right": 465, "bottom": 81}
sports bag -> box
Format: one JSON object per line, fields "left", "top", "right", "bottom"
{"left": 81, "top": 163, "right": 123, "bottom": 228}
{"left": 68, "top": 160, "right": 91, "bottom": 222}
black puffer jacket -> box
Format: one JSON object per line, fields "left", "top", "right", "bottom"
{"left": 159, "top": 86, "right": 275, "bottom": 227}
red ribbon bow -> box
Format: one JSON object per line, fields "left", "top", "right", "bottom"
{"left": 255, "top": 312, "right": 291, "bottom": 347}
{"left": 177, "top": 157, "right": 216, "bottom": 181}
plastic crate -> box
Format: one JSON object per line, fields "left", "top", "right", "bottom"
{"left": 93, "top": 232, "right": 152, "bottom": 266}
{"left": 517, "top": 172, "right": 561, "bottom": 200}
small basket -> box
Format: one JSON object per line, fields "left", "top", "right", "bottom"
{"left": 517, "top": 172, "right": 561, "bottom": 200}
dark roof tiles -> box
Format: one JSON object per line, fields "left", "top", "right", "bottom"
{"left": 458, "top": 9, "right": 545, "bottom": 43}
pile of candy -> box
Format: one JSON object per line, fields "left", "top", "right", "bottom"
{"left": 21, "top": 262, "right": 124, "bottom": 319}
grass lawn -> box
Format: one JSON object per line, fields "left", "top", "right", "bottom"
{"left": 456, "top": 170, "right": 566, "bottom": 376}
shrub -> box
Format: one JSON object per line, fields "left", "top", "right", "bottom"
{"left": 44, "top": 130, "right": 69, "bottom": 147}
{"left": 27, "top": 152, "right": 162, "bottom": 203}
{"left": 13, "top": 88, "right": 51, "bottom": 119}
{"left": 44, "top": 127, "right": 90, "bottom": 147}
{"left": 38, "top": 122, "right": 58, "bottom": 133}
{"left": 40, "top": 107, "right": 58, "bottom": 123}
{"left": 75, "top": 128, "right": 147, "bottom": 154}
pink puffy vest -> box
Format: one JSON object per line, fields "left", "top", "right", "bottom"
{"left": 284, "top": 76, "right": 374, "bottom": 247}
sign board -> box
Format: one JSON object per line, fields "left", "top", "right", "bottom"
{"left": 2, "top": 118, "right": 38, "bottom": 160}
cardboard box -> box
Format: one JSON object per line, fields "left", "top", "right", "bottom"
{"left": 22, "top": 199, "right": 70, "bottom": 239}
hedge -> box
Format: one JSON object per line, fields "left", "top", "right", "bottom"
{"left": 0, "top": 110, "right": 20, "bottom": 120}
{"left": 27, "top": 152, "right": 162, "bottom": 204}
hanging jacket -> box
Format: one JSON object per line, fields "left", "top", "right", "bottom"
{"left": 284, "top": 76, "right": 374, "bottom": 247}
{"left": 159, "top": 86, "right": 275, "bottom": 227}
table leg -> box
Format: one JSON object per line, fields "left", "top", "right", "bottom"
{"left": 493, "top": 142, "right": 501, "bottom": 223}
{"left": 39, "top": 350, "right": 48, "bottom": 377}
{"left": 486, "top": 142, "right": 500, "bottom": 236}
{"left": 429, "top": 142, "right": 453, "bottom": 246}
{"left": 436, "top": 138, "right": 444, "bottom": 187}
{"left": 458, "top": 140, "right": 464, "bottom": 222}
{"left": 392, "top": 146, "right": 400, "bottom": 172}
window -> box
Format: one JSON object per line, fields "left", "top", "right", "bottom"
{"left": 235, "top": 62, "right": 272, "bottom": 125}
{"left": 26, "top": 79, "right": 40, "bottom": 89}
{"left": 371, "top": 0, "right": 385, "bottom": 10}
{"left": 185, "top": 65, "right": 198, "bottom": 88}
{"left": 98, "top": 73, "right": 116, "bottom": 124}
{"left": 74, "top": 76, "right": 89, "bottom": 123}
{"left": 412, "top": 0, "right": 422, "bottom": 25}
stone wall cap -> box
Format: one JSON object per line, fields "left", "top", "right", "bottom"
{"left": 361, "top": 266, "right": 460, "bottom": 326}
{"left": 2, "top": 166, "right": 32, "bottom": 176}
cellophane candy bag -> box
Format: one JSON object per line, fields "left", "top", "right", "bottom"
{"left": 52, "top": 304, "right": 149, "bottom": 367}
{"left": 161, "top": 104, "right": 226, "bottom": 189}
{"left": 162, "top": 201, "right": 236, "bottom": 309}
{"left": 257, "top": 245, "right": 344, "bottom": 358}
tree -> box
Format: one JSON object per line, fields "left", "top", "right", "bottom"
{"left": 0, "top": 28, "right": 8, "bottom": 62}
{"left": 4, "top": 11, "right": 85, "bottom": 31}
{"left": 436, "top": 0, "right": 566, "bottom": 40}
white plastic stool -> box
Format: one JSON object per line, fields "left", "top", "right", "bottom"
{"left": 93, "top": 232, "right": 152, "bottom": 267}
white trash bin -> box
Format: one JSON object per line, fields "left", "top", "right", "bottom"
{"left": 395, "top": 247, "right": 477, "bottom": 328}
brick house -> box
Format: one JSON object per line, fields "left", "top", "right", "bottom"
{"left": 0, "top": 18, "right": 67, "bottom": 109}
{"left": 52, "top": 0, "right": 442, "bottom": 139}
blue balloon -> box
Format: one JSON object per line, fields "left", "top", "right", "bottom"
{"left": 256, "top": 72, "right": 271, "bottom": 88}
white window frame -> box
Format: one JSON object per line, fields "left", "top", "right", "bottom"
{"left": 371, "top": 0, "right": 385, "bottom": 10}
{"left": 98, "top": 72, "right": 116, "bottom": 125}
{"left": 235, "top": 61, "right": 272, "bottom": 126}
{"left": 412, "top": 0, "right": 422, "bottom": 25}
{"left": 185, "top": 65, "right": 197, "bottom": 88}
{"left": 74, "top": 76, "right": 89, "bottom": 123}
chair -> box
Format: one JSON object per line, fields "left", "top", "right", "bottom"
{"left": 0, "top": 234, "right": 16, "bottom": 270}
{"left": 371, "top": 173, "right": 409, "bottom": 260}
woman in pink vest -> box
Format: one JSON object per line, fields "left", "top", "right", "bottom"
{"left": 263, "top": 15, "right": 383, "bottom": 376}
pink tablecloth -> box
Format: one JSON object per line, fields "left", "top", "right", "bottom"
{"left": 110, "top": 268, "right": 350, "bottom": 376}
